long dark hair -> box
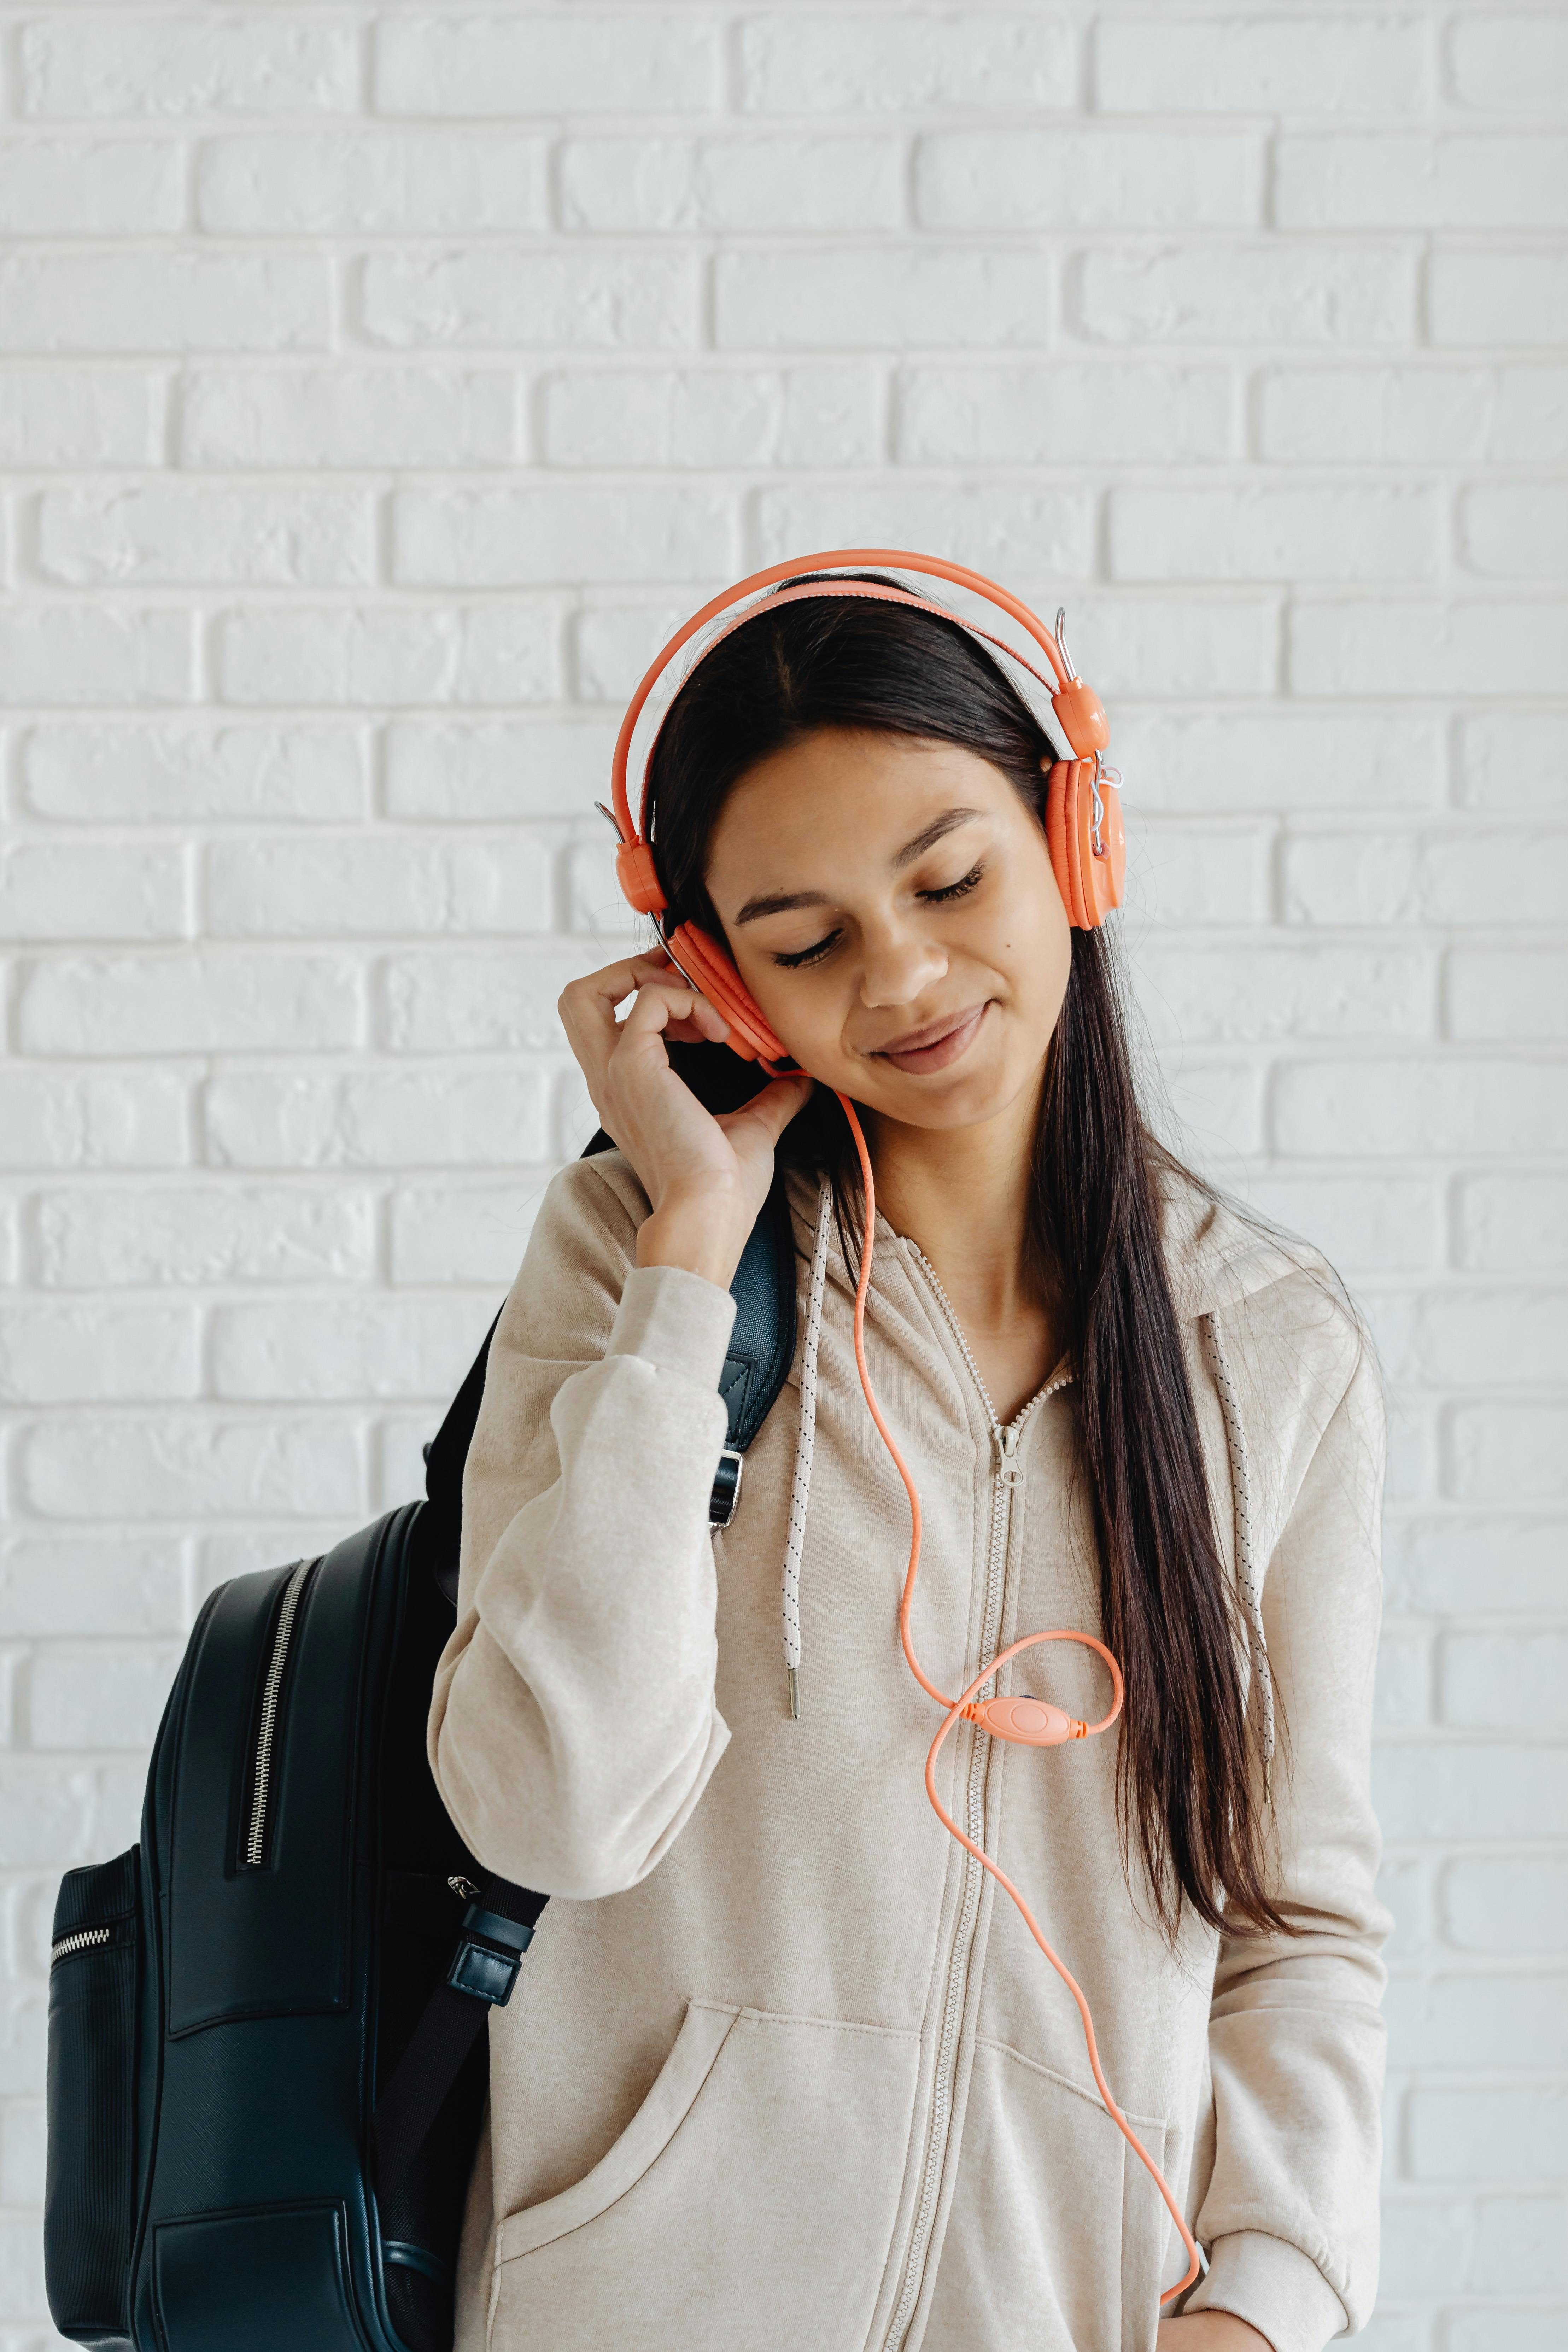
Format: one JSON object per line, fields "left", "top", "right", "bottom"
{"left": 645, "top": 577, "right": 1284, "bottom": 1939}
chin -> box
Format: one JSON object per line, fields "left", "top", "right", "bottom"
{"left": 866, "top": 1055, "right": 1029, "bottom": 1134}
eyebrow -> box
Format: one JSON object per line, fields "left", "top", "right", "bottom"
{"left": 891, "top": 806, "right": 984, "bottom": 871}
{"left": 732, "top": 807, "right": 984, "bottom": 926}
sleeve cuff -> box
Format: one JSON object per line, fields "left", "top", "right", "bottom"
{"left": 608, "top": 1263, "right": 738, "bottom": 1396}
{"left": 1186, "top": 2231, "right": 1348, "bottom": 2352}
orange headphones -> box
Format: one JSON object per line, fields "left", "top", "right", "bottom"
{"left": 605, "top": 551, "right": 1199, "bottom": 2304}
{"left": 605, "top": 547, "right": 1127, "bottom": 1064}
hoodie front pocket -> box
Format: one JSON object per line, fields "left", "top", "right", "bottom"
{"left": 491, "top": 2000, "right": 919, "bottom": 2352}
{"left": 919, "top": 2036, "right": 1169, "bottom": 2352}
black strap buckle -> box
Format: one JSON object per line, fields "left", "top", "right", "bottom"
{"left": 708, "top": 1446, "right": 744, "bottom": 1529}
{"left": 446, "top": 1901, "right": 536, "bottom": 2007}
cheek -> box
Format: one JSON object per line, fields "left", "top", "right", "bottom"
{"left": 732, "top": 950, "right": 844, "bottom": 1070}
{"left": 996, "top": 855, "right": 1072, "bottom": 1009}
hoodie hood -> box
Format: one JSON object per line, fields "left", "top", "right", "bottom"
{"left": 1161, "top": 1169, "right": 1327, "bottom": 1327}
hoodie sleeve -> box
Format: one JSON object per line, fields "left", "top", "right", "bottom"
{"left": 1184, "top": 1316, "right": 1389, "bottom": 2352}
{"left": 426, "top": 1156, "right": 738, "bottom": 1900}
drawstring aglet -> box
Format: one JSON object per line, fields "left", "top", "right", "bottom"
{"left": 787, "top": 1667, "right": 800, "bottom": 1721}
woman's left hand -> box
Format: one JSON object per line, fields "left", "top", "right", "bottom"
{"left": 1157, "top": 2316, "right": 1273, "bottom": 2352}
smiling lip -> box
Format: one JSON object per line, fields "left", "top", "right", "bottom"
{"left": 874, "top": 1004, "right": 989, "bottom": 1074}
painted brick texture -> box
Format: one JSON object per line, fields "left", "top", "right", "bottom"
{"left": 0, "top": 7, "right": 1563, "bottom": 2345}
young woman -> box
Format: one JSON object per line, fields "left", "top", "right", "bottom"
{"left": 428, "top": 565, "right": 1387, "bottom": 2352}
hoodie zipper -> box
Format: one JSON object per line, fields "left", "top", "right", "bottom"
{"left": 882, "top": 1248, "right": 1072, "bottom": 2352}
{"left": 242, "top": 1556, "right": 316, "bottom": 1870}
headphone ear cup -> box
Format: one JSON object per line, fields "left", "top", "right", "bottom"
{"left": 1046, "top": 759, "right": 1125, "bottom": 930}
{"left": 1045, "top": 760, "right": 1090, "bottom": 928}
{"left": 665, "top": 922, "right": 788, "bottom": 1066}
{"left": 1045, "top": 759, "right": 1071, "bottom": 915}
{"left": 1087, "top": 778, "right": 1125, "bottom": 926}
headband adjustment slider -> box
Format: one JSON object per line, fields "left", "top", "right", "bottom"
{"left": 615, "top": 838, "right": 666, "bottom": 917}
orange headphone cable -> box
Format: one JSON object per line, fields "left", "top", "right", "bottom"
{"left": 831, "top": 1086, "right": 1204, "bottom": 2306}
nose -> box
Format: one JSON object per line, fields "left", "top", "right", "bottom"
{"left": 858, "top": 920, "right": 947, "bottom": 1011}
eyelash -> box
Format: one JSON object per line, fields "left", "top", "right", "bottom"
{"left": 772, "top": 937, "right": 839, "bottom": 971}
{"left": 770, "top": 863, "right": 986, "bottom": 970}
{"left": 923, "top": 862, "right": 985, "bottom": 906}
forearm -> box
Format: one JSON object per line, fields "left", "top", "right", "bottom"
{"left": 430, "top": 1263, "right": 738, "bottom": 1895}
{"left": 433, "top": 1599, "right": 729, "bottom": 1898}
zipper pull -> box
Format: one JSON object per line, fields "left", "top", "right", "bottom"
{"left": 994, "top": 1424, "right": 1022, "bottom": 1486}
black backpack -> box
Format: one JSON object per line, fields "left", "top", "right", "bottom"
{"left": 44, "top": 1055, "right": 797, "bottom": 2352}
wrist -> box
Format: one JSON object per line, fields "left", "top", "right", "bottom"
{"left": 636, "top": 1198, "right": 744, "bottom": 1289}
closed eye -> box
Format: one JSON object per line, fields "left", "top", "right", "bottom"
{"left": 769, "top": 864, "right": 986, "bottom": 969}
{"left": 920, "top": 862, "right": 985, "bottom": 904}
{"left": 772, "top": 931, "right": 841, "bottom": 970}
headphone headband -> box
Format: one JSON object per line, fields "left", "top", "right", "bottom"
{"left": 607, "top": 548, "right": 1110, "bottom": 856}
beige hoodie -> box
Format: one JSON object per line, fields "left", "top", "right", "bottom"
{"left": 429, "top": 1153, "right": 1387, "bottom": 2352}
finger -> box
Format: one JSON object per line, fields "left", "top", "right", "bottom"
{"left": 560, "top": 950, "right": 678, "bottom": 1027}
{"left": 574, "top": 949, "right": 672, "bottom": 998}
{"left": 620, "top": 982, "right": 729, "bottom": 1048}
{"left": 721, "top": 1072, "right": 814, "bottom": 1147}
{"left": 558, "top": 956, "right": 684, "bottom": 1072}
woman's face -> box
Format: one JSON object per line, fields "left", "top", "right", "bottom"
{"left": 703, "top": 727, "right": 1072, "bottom": 1132}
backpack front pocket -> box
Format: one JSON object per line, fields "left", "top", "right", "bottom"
{"left": 45, "top": 1847, "right": 141, "bottom": 2348}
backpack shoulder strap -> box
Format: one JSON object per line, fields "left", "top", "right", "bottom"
{"left": 371, "top": 1872, "right": 546, "bottom": 2245}
{"left": 720, "top": 1168, "right": 797, "bottom": 1451}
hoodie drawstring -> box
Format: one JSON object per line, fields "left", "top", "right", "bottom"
{"left": 1203, "top": 1311, "right": 1276, "bottom": 1803}
{"left": 781, "top": 1179, "right": 834, "bottom": 1719}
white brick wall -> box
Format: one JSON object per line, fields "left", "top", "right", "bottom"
{"left": 0, "top": 7, "right": 1563, "bottom": 2344}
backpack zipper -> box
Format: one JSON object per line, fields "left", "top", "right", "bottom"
{"left": 50, "top": 1924, "right": 112, "bottom": 1967}
{"left": 243, "top": 1556, "right": 316, "bottom": 1870}
{"left": 882, "top": 1248, "right": 1072, "bottom": 2352}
